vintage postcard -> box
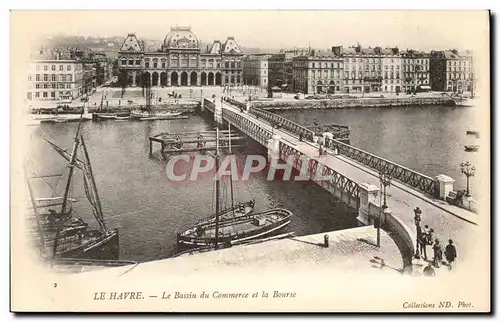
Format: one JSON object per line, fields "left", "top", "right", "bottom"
{"left": 10, "top": 10, "right": 490, "bottom": 312}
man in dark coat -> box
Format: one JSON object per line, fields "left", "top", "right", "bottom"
{"left": 445, "top": 239, "right": 457, "bottom": 270}
{"left": 432, "top": 238, "right": 443, "bottom": 268}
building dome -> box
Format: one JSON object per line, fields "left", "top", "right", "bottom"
{"left": 164, "top": 26, "right": 199, "bottom": 49}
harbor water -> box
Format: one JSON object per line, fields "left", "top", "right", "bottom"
{"left": 26, "top": 104, "right": 478, "bottom": 262}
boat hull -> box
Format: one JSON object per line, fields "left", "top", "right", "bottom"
{"left": 194, "top": 201, "right": 255, "bottom": 226}
{"left": 177, "top": 208, "right": 292, "bottom": 249}
{"left": 131, "top": 111, "right": 183, "bottom": 120}
{"left": 58, "top": 229, "right": 120, "bottom": 261}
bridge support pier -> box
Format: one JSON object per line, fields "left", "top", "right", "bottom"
{"left": 357, "top": 183, "right": 380, "bottom": 225}
{"left": 435, "top": 174, "right": 455, "bottom": 200}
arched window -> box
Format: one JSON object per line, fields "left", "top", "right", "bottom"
{"left": 153, "top": 58, "right": 158, "bottom": 69}
{"left": 161, "top": 59, "right": 166, "bottom": 68}
{"left": 216, "top": 60, "right": 221, "bottom": 68}
{"left": 209, "top": 59, "right": 214, "bottom": 68}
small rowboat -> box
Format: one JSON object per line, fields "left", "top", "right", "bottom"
{"left": 464, "top": 145, "right": 479, "bottom": 152}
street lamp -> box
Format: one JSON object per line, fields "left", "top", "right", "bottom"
{"left": 413, "top": 207, "right": 422, "bottom": 259}
{"left": 460, "top": 161, "right": 476, "bottom": 197}
{"left": 377, "top": 171, "right": 391, "bottom": 247}
{"left": 379, "top": 171, "right": 391, "bottom": 209}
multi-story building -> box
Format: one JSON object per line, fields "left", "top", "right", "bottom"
{"left": 401, "top": 50, "right": 430, "bottom": 93}
{"left": 381, "top": 47, "right": 402, "bottom": 94}
{"left": 268, "top": 49, "right": 310, "bottom": 92}
{"left": 27, "top": 48, "right": 96, "bottom": 101}
{"left": 242, "top": 54, "right": 270, "bottom": 89}
{"left": 117, "top": 27, "right": 244, "bottom": 88}
{"left": 332, "top": 45, "right": 383, "bottom": 94}
{"left": 292, "top": 51, "right": 343, "bottom": 94}
{"left": 92, "top": 52, "right": 113, "bottom": 86}
{"left": 429, "top": 49, "right": 473, "bottom": 93}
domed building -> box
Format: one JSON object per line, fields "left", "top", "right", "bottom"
{"left": 117, "top": 27, "right": 244, "bottom": 88}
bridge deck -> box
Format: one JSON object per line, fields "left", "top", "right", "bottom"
{"left": 222, "top": 99, "right": 480, "bottom": 263}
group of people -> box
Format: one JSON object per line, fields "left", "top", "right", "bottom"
{"left": 415, "top": 210, "right": 457, "bottom": 276}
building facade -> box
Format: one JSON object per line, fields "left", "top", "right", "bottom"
{"left": 93, "top": 52, "right": 113, "bottom": 86}
{"left": 27, "top": 49, "right": 97, "bottom": 101}
{"left": 332, "top": 46, "right": 383, "bottom": 94}
{"left": 242, "top": 54, "right": 270, "bottom": 89}
{"left": 381, "top": 48, "right": 402, "bottom": 94}
{"left": 401, "top": 50, "right": 430, "bottom": 93}
{"left": 117, "top": 27, "right": 244, "bottom": 88}
{"left": 268, "top": 49, "right": 310, "bottom": 92}
{"left": 292, "top": 51, "right": 343, "bottom": 94}
{"left": 429, "top": 50, "right": 473, "bottom": 93}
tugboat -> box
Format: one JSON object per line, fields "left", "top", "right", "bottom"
{"left": 26, "top": 113, "right": 119, "bottom": 260}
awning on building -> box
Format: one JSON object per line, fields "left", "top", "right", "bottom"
{"left": 419, "top": 85, "right": 431, "bottom": 89}
{"left": 281, "top": 84, "right": 288, "bottom": 88}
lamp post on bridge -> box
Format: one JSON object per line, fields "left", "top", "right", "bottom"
{"left": 460, "top": 161, "right": 476, "bottom": 197}
{"left": 377, "top": 171, "right": 391, "bottom": 247}
{"left": 413, "top": 206, "right": 422, "bottom": 259}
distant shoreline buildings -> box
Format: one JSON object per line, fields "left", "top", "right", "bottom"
{"left": 26, "top": 30, "right": 475, "bottom": 101}
{"left": 247, "top": 45, "right": 473, "bottom": 95}
{"left": 27, "top": 48, "right": 113, "bottom": 102}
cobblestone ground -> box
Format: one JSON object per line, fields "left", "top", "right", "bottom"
{"left": 64, "top": 226, "right": 404, "bottom": 278}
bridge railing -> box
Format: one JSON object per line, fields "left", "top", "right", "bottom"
{"left": 324, "top": 137, "right": 439, "bottom": 197}
{"left": 308, "top": 124, "right": 351, "bottom": 139}
{"left": 222, "top": 108, "right": 273, "bottom": 145}
{"left": 223, "top": 97, "right": 246, "bottom": 110}
{"left": 279, "top": 141, "right": 360, "bottom": 206}
{"left": 250, "top": 106, "right": 316, "bottom": 142}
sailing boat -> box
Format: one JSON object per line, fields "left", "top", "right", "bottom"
{"left": 27, "top": 113, "right": 119, "bottom": 260}
{"left": 130, "top": 84, "right": 183, "bottom": 121}
{"left": 176, "top": 127, "right": 293, "bottom": 250}
{"left": 190, "top": 123, "right": 255, "bottom": 227}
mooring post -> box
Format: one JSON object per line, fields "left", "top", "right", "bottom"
{"left": 324, "top": 234, "right": 329, "bottom": 248}
{"left": 161, "top": 142, "right": 166, "bottom": 161}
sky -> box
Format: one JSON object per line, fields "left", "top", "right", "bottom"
{"left": 11, "top": 10, "right": 489, "bottom": 52}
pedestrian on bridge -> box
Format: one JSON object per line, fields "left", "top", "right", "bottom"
{"left": 432, "top": 238, "right": 443, "bottom": 268}
{"left": 417, "top": 225, "right": 432, "bottom": 260}
{"left": 299, "top": 133, "right": 303, "bottom": 142}
{"left": 445, "top": 239, "right": 457, "bottom": 270}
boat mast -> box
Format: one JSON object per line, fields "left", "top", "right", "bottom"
{"left": 214, "top": 127, "right": 220, "bottom": 250}
{"left": 228, "top": 122, "right": 235, "bottom": 215}
{"left": 52, "top": 111, "right": 84, "bottom": 257}
{"left": 60, "top": 112, "right": 84, "bottom": 216}
{"left": 80, "top": 135, "right": 107, "bottom": 231}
